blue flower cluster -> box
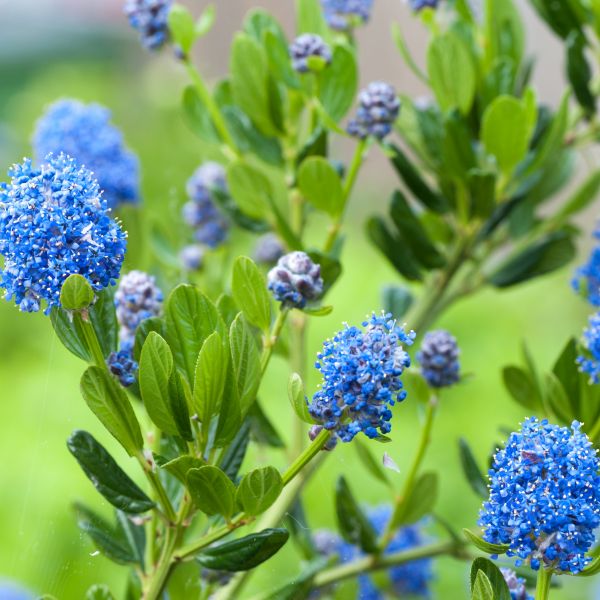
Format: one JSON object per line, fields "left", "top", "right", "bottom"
{"left": 114, "top": 270, "right": 164, "bottom": 350}
{"left": 320, "top": 0, "right": 373, "bottom": 31}
{"left": 33, "top": 99, "right": 140, "bottom": 210}
{"left": 124, "top": 0, "right": 172, "bottom": 50}
{"left": 314, "top": 506, "right": 433, "bottom": 598}
{"left": 267, "top": 251, "right": 323, "bottom": 308}
{"left": 416, "top": 329, "right": 460, "bottom": 388}
{"left": 179, "top": 244, "right": 205, "bottom": 271}
{"left": 107, "top": 350, "right": 138, "bottom": 387}
{"left": 0, "top": 154, "right": 126, "bottom": 314}
{"left": 573, "top": 229, "right": 600, "bottom": 306}
{"left": 183, "top": 163, "right": 229, "bottom": 249}
{"left": 479, "top": 418, "right": 600, "bottom": 573}
{"left": 410, "top": 0, "right": 439, "bottom": 10}
{"left": 578, "top": 313, "right": 600, "bottom": 384}
{"left": 289, "top": 34, "right": 332, "bottom": 73}
{"left": 308, "top": 313, "right": 415, "bottom": 442}
{"left": 500, "top": 568, "right": 532, "bottom": 600}
{"left": 253, "top": 233, "right": 284, "bottom": 265}
{"left": 347, "top": 82, "right": 401, "bottom": 140}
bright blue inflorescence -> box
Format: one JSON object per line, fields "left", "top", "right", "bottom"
{"left": 479, "top": 418, "right": 600, "bottom": 574}
{"left": 308, "top": 313, "right": 415, "bottom": 442}
{"left": 114, "top": 270, "right": 163, "bottom": 350}
{"left": 314, "top": 506, "right": 433, "bottom": 598}
{"left": 253, "top": 233, "right": 284, "bottom": 265}
{"left": 289, "top": 34, "right": 332, "bottom": 73}
{"left": 573, "top": 229, "right": 600, "bottom": 306}
{"left": 107, "top": 350, "right": 139, "bottom": 387}
{"left": 320, "top": 0, "right": 373, "bottom": 30}
{"left": 0, "top": 154, "right": 126, "bottom": 314}
{"left": 124, "top": 0, "right": 172, "bottom": 50}
{"left": 410, "top": 0, "right": 439, "bottom": 10}
{"left": 183, "top": 162, "right": 229, "bottom": 249}
{"left": 347, "top": 82, "right": 401, "bottom": 140}
{"left": 500, "top": 568, "right": 532, "bottom": 600}
{"left": 33, "top": 99, "right": 140, "bottom": 210}
{"left": 267, "top": 251, "right": 323, "bottom": 308}
{"left": 416, "top": 329, "right": 460, "bottom": 388}
{"left": 578, "top": 312, "right": 600, "bottom": 384}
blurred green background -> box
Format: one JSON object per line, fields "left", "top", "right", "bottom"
{"left": 0, "top": 1, "right": 598, "bottom": 599}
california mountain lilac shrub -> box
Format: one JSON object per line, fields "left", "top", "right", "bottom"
{"left": 4, "top": 0, "right": 600, "bottom": 599}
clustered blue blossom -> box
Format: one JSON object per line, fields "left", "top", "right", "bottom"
{"left": 114, "top": 270, "right": 163, "bottom": 350}
{"left": 267, "top": 251, "right": 323, "bottom": 308}
{"left": 577, "top": 313, "right": 600, "bottom": 384}
{"left": 416, "top": 329, "right": 460, "bottom": 388}
{"left": 347, "top": 82, "right": 401, "bottom": 140}
{"left": 314, "top": 506, "right": 433, "bottom": 598}
{"left": 320, "top": 0, "right": 373, "bottom": 31}
{"left": 0, "top": 154, "right": 126, "bottom": 314}
{"left": 183, "top": 162, "right": 229, "bottom": 249}
{"left": 410, "top": 0, "right": 439, "bottom": 10}
{"left": 479, "top": 418, "right": 600, "bottom": 574}
{"left": 33, "top": 99, "right": 140, "bottom": 210}
{"left": 124, "top": 0, "right": 172, "bottom": 50}
{"left": 308, "top": 313, "right": 415, "bottom": 442}
{"left": 573, "top": 229, "right": 600, "bottom": 306}
{"left": 179, "top": 244, "right": 204, "bottom": 271}
{"left": 500, "top": 568, "right": 532, "bottom": 600}
{"left": 253, "top": 233, "right": 284, "bottom": 265}
{"left": 289, "top": 34, "right": 332, "bottom": 73}
{"left": 107, "top": 350, "right": 138, "bottom": 387}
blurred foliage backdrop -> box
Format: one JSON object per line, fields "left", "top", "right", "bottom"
{"left": 0, "top": 1, "right": 597, "bottom": 598}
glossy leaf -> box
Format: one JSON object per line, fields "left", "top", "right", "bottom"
{"left": 168, "top": 4, "right": 196, "bottom": 54}
{"left": 229, "top": 314, "right": 262, "bottom": 414}
{"left": 463, "top": 528, "right": 509, "bottom": 555}
{"left": 196, "top": 528, "right": 289, "bottom": 571}
{"left": 227, "top": 161, "right": 272, "bottom": 220}
{"left": 86, "top": 585, "right": 115, "bottom": 600}
{"left": 319, "top": 45, "right": 357, "bottom": 121}
{"left": 470, "top": 558, "right": 511, "bottom": 600}
{"left": 232, "top": 256, "right": 271, "bottom": 332}
{"left": 458, "top": 438, "right": 488, "bottom": 499}
{"left": 381, "top": 285, "right": 414, "bottom": 320}
{"left": 471, "top": 570, "right": 494, "bottom": 600}
{"left": 60, "top": 274, "right": 94, "bottom": 311}
{"left": 288, "top": 373, "right": 312, "bottom": 423}
{"left": 67, "top": 430, "right": 153, "bottom": 514}
{"left": 298, "top": 156, "right": 344, "bottom": 217}
{"left": 296, "top": 0, "right": 329, "bottom": 38}
{"left": 236, "top": 466, "right": 283, "bottom": 516}
{"left": 567, "top": 31, "right": 595, "bottom": 114}
{"left": 219, "top": 419, "right": 251, "bottom": 482}
{"left": 248, "top": 402, "right": 286, "bottom": 448}
{"left": 354, "top": 439, "right": 391, "bottom": 487}
{"left": 502, "top": 365, "right": 539, "bottom": 410}
{"left": 161, "top": 455, "right": 206, "bottom": 484}
{"left": 187, "top": 466, "right": 237, "bottom": 518}
{"left": 80, "top": 366, "right": 143, "bottom": 457}
{"left": 50, "top": 307, "right": 91, "bottom": 362}
{"left": 335, "top": 476, "right": 378, "bottom": 553}
{"left": 391, "top": 472, "right": 438, "bottom": 527}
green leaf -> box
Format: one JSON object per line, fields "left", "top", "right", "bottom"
{"left": 196, "top": 529, "right": 289, "bottom": 571}
{"left": 232, "top": 256, "right": 272, "bottom": 332}
{"left": 458, "top": 438, "right": 488, "bottom": 499}
{"left": 390, "top": 472, "right": 438, "bottom": 527}
{"left": 182, "top": 85, "right": 219, "bottom": 143}
{"left": 463, "top": 528, "right": 509, "bottom": 555}
{"left": 381, "top": 285, "right": 413, "bottom": 320}
{"left": 193, "top": 331, "right": 229, "bottom": 424}
{"left": 544, "top": 372, "right": 572, "bottom": 424}
{"left": 302, "top": 304, "right": 333, "bottom": 317}
{"left": 502, "top": 365, "right": 539, "bottom": 410}
{"left": 86, "top": 585, "right": 115, "bottom": 600}
{"left": 427, "top": 32, "right": 476, "bottom": 114}
{"left": 67, "top": 430, "right": 153, "bottom": 514}
{"left": 552, "top": 338, "right": 580, "bottom": 402}
{"left": 167, "top": 366, "right": 193, "bottom": 441}
{"left": 161, "top": 455, "right": 206, "bottom": 484}
{"left": 481, "top": 96, "right": 531, "bottom": 175}
{"left": 248, "top": 402, "right": 286, "bottom": 448}
{"left": 50, "top": 307, "right": 91, "bottom": 362}
{"left": 335, "top": 476, "right": 378, "bottom": 553}
{"left": 168, "top": 4, "right": 196, "bottom": 55}
{"left": 229, "top": 314, "right": 262, "bottom": 414}
{"left": 468, "top": 169, "right": 496, "bottom": 219}
{"left": 366, "top": 216, "right": 422, "bottom": 281}
{"left": 386, "top": 144, "right": 448, "bottom": 213}
{"left": 529, "top": 0, "right": 584, "bottom": 39}
{"left": 296, "top": 0, "right": 329, "bottom": 38}
{"left": 187, "top": 466, "right": 237, "bottom": 518}
{"left": 389, "top": 191, "right": 445, "bottom": 270}
{"left": 165, "top": 284, "right": 225, "bottom": 386}
{"left": 470, "top": 558, "right": 512, "bottom": 600}
{"left": 354, "top": 439, "right": 391, "bottom": 487}
{"left": 219, "top": 419, "right": 251, "bottom": 482}
{"left": 80, "top": 367, "right": 143, "bottom": 457}
{"left": 216, "top": 294, "right": 239, "bottom": 327}
{"left": 484, "top": 0, "right": 525, "bottom": 69}
{"left": 227, "top": 161, "right": 272, "bottom": 220}
{"left": 60, "top": 274, "right": 94, "bottom": 311}
{"left": 236, "top": 466, "right": 283, "bottom": 516}
{"left": 230, "top": 33, "right": 276, "bottom": 136}
{"left": 567, "top": 31, "right": 595, "bottom": 114}
{"left": 555, "top": 170, "right": 600, "bottom": 221}
{"left": 489, "top": 230, "right": 576, "bottom": 288}
{"left": 288, "top": 373, "right": 312, "bottom": 423}
{"left": 139, "top": 332, "right": 179, "bottom": 436}
{"left": 471, "top": 570, "right": 494, "bottom": 600}
{"left": 297, "top": 156, "right": 344, "bottom": 217}
{"left": 195, "top": 4, "right": 216, "bottom": 38}
{"left": 264, "top": 29, "right": 301, "bottom": 90}
{"left": 318, "top": 45, "right": 357, "bottom": 121}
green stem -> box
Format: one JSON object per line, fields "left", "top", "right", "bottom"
{"left": 76, "top": 312, "right": 106, "bottom": 368}
{"left": 183, "top": 59, "right": 238, "bottom": 153}
{"left": 534, "top": 568, "right": 552, "bottom": 600}
{"left": 281, "top": 428, "right": 330, "bottom": 485}
{"left": 312, "top": 540, "right": 461, "bottom": 589}
{"left": 380, "top": 397, "right": 437, "bottom": 550}
{"left": 137, "top": 454, "right": 178, "bottom": 523}
{"left": 323, "top": 138, "right": 367, "bottom": 253}
{"left": 260, "top": 307, "right": 290, "bottom": 374}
